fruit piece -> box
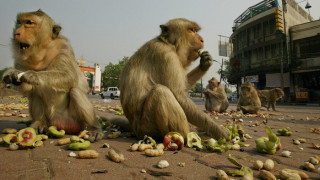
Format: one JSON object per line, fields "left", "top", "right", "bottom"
{"left": 108, "top": 149, "right": 123, "bottom": 163}
{"left": 48, "top": 126, "right": 65, "bottom": 138}
{"left": 34, "top": 140, "right": 43, "bottom": 147}
{"left": 2, "top": 134, "right": 17, "bottom": 145}
{"left": 259, "top": 170, "right": 276, "bottom": 180}
{"left": 78, "top": 150, "right": 99, "bottom": 159}
{"left": 107, "top": 131, "right": 121, "bottom": 138}
{"left": 17, "top": 127, "right": 37, "bottom": 147}
{"left": 130, "top": 143, "right": 140, "bottom": 151}
{"left": 138, "top": 144, "right": 153, "bottom": 151}
{"left": 277, "top": 127, "right": 292, "bottom": 136}
{"left": 227, "top": 154, "right": 253, "bottom": 177}
{"left": 309, "top": 157, "right": 319, "bottom": 165}
{"left": 264, "top": 159, "right": 274, "bottom": 171}
{"left": 187, "top": 132, "right": 203, "bottom": 149}
{"left": 70, "top": 135, "right": 81, "bottom": 143}
{"left": 157, "top": 160, "right": 169, "bottom": 169}
{"left": 58, "top": 138, "right": 71, "bottom": 145}
{"left": 281, "top": 150, "right": 292, "bottom": 157}
{"left": 163, "top": 132, "right": 184, "bottom": 151}
{"left": 304, "top": 162, "right": 315, "bottom": 171}
{"left": 78, "top": 130, "right": 88, "bottom": 138}
{"left": 255, "top": 126, "right": 281, "bottom": 154}
{"left": 2, "top": 128, "right": 17, "bottom": 134}
{"left": 198, "top": 49, "right": 204, "bottom": 55}
{"left": 145, "top": 148, "right": 164, "bottom": 157}
{"left": 68, "top": 140, "right": 91, "bottom": 150}
{"left": 9, "top": 143, "right": 19, "bottom": 150}
{"left": 253, "top": 160, "right": 263, "bottom": 170}
{"left": 216, "top": 169, "right": 229, "bottom": 180}
{"left": 279, "top": 169, "right": 308, "bottom": 180}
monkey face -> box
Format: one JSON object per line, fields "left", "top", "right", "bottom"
{"left": 161, "top": 18, "right": 204, "bottom": 62}
{"left": 208, "top": 78, "right": 219, "bottom": 90}
{"left": 241, "top": 82, "right": 253, "bottom": 97}
{"left": 275, "top": 88, "right": 284, "bottom": 98}
{"left": 13, "top": 15, "right": 41, "bottom": 55}
{"left": 187, "top": 27, "right": 204, "bottom": 61}
{"left": 12, "top": 10, "right": 61, "bottom": 59}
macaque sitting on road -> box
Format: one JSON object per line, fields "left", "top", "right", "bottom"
{"left": 2, "top": 10, "right": 102, "bottom": 142}
{"left": 204, "top": 77, "right": 229, "bottom": 112}
{"left": 120, "top": 18, "right": 228, "bottom": 140}
{"left": 237, "top": 82, "right": 261, "bottom": 114}
{"left": 258, "top": 88, "right": 284, "bottom": 111}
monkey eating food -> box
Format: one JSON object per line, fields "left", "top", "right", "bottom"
{"left": 120, "top": 18, "right": 228, "bottom": 140}
{"left": 2, "top": 10, "right": 102, "bottom": 142}
{"left": 204, "top": 77, "right": 229, "bottom": 113}
{"left": 237, "top": 82, "right": 261, "bottom": 114}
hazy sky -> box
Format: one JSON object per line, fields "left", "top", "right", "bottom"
{"left": 1, "top": 0, "right": 319, "bottom": 86}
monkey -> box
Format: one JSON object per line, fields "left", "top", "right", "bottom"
{"left": 120, "top": 18, "right": 228, "bottom": 140}
{"left": 2, "top": 10, "right": 102, "bottom": 142}
{"left": 203, "top": 77, "right": 229, "bottom": 112}
{"left": 237, "top": 82, "right": 261, "bottom": 114}
{"left": 257, "top": 88, "right": 284, "bottom": 111}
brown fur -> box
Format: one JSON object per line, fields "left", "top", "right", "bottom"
{"left": 258, "top": 88, "right": 284, "bottom": 111}
{"left": 0, "top": 82, "right": 6, "bottom": 100}
{"left": 204, "top": 77, "right": 229, "bottom": 112}
{"left": 237, "top": 82, "right": 261, "bottom": 114}
{"left": 120, "top": 18, "right": 228, "bottom": 140}
{"left": 2, "top": 10, "right": 102, "bottom": 141}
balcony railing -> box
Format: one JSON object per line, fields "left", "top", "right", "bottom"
{"left": 233, "top": 0, "right": 277, "bottom": 28}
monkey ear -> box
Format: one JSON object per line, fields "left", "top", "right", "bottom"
{"left": 52, "top": 25, "right": 61, "bottom": 39}
{"left": 218, "top": 82, "right": 220, "bottom": 86}
{"left": 160, "top": 25, "right": 169, "bottom": 37}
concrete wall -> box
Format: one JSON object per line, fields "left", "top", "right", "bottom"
{"left": 284, "top": 0, "right": 312, "bottom": 34}
{"left": 291, "top": 20, "right": 320, "bottom": 40}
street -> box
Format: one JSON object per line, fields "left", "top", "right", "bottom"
{"left": 0, "top": 95, "right": 319, "bottom": 179}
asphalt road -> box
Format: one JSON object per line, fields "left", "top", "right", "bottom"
{"left": 0, "top": 95, "right": 320, "bottom": 179}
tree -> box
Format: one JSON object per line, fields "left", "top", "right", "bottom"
{"left": 217, "top": 59, "right": 241, "bottom": 85}
{"left": 102, "top": 57, "right": 129, "bottom": 88}
{"left": 193, "top": 83, "right": 205, "bottom": 93}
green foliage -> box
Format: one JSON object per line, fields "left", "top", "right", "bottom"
{"left": 193, "top": 83, "right": 205, "bottom": 93}
{"left": 225, "top": 87, "right": 232, "bottom": 94}
{"left": 102, "top": 57, "right": 129, "bottom": 88}
{"left": 218, "top": 60, "right": 241, "bottom": 85}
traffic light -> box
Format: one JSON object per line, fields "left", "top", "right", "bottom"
{"left": 275, "top": 8, "right": 284, "bottom": 33}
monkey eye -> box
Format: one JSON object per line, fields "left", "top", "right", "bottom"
{"left": 189, "top": 28, "right": 197, "bottom": 33}
{"left": 26, "top": 20, "right": 34, "bottom": 25}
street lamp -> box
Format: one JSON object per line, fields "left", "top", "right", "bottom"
{"left": 297, "top": 0, "right": 312, "bottom": 16}
{"left": 305, "top": 1, "right": 311, "bottom": 15}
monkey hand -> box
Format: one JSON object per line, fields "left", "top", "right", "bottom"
{"left": 87, "top": 129, "right": 104, "bottom": 142}
{"left": 2, "top": 70, "right": 23, "bottom": 86}
{"left": 30, "top": 121, "right": 48, "bottom": 134}
{"left": 20, "top": 71, "right": 40, "bottom": 85}
{"left": 199, "top": 51, "right": 212, "bottom": 71}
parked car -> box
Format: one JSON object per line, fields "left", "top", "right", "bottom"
{"left": 100, "top": 87, "right": 120, "bottom": 99}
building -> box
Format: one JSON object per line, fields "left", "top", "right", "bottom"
{"left": 290, "top": 20, "right": 320, "bottom": 102}
{"left": 229, "top": 0, "right": 319, "bottom": 102}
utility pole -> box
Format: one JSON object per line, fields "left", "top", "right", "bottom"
{"left": 220, "top": 58, "right": 224, "bottom": 83}
{"left": 281, "top": 0, "right": 288, "bottom": 102}
{"left": 201, "top": 78, "right": 203, "bottom": 100}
